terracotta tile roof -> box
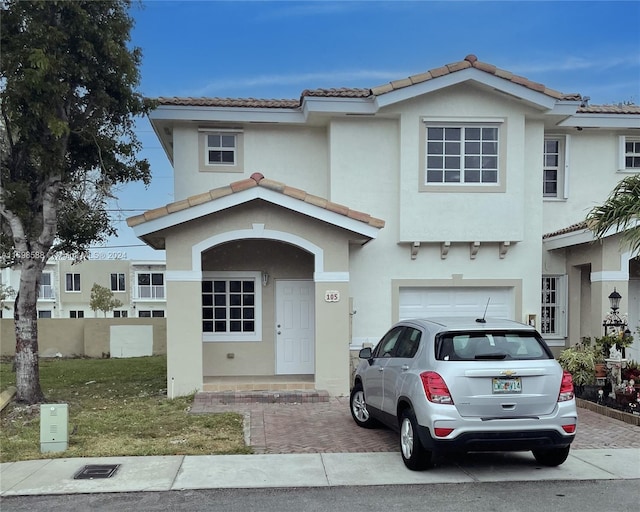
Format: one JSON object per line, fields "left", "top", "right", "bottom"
{"left": 127, "top": 173, "right": 386, "bottom": 230}
{"left": 578, "top": 104, "right": 640, "bottom": 114}
{"left": 543, "top": 221, "right": 589, "bottom": 239}
{"left": 155, "top": 54, "right": 606, "bottom": 108}
{"left": 368, "top": 54, "right": 580, "bottom": 101}
{"left": 156, "top": 97, "right": 300, "bottom": 109}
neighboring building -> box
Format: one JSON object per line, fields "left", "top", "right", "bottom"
{"left": 1, "top": 259, "right": 166, "bottom": 319}
{"left": 118, "top": 54, "right": 638, "bottom": 397}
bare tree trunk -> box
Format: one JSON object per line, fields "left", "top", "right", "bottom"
{"left": 14, "top": 256, "right": 45, "bottom": 404}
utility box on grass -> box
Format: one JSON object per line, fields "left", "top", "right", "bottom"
{"left": 40, "top": 403, "right": 68, "bottom": 453}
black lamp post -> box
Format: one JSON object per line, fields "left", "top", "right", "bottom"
{"left": 602, "top": 288, "right": 629, "bottom": 355}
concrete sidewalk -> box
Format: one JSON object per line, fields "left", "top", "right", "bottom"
{"left": 1, "top": 448, "right": 639, "bottom": 496}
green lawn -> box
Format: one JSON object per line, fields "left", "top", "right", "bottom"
{"left": 0, "top": 356, "right": 250, "bottom": 462}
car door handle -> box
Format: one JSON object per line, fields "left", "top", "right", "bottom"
{"left": 401, "top": 365, "right": 410, "bottom": 371}
{"left": 378, "top": 367, "right": 384, "bottom": 372}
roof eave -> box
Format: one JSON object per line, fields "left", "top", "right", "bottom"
{"left": 375, "top": 68, "right": 559, "bottom": 111}
{"left": 130, "top": 187, "right": 383, "bottom": 246}
{"left": 557, "top": 114, "right": 640, "bottom": 129}
{"left": 543, "top": 228, "right": 594, "bottom": 250}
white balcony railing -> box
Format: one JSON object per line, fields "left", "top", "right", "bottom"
{"left": 137, "top": 285, "right": 165, "bottom": 299}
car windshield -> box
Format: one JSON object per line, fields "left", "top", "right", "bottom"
{"left": 435, "top": 331, "right": 552, "bottom": 361}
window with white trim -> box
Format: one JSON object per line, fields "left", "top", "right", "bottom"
{"left": 202, "top": 271, "right": 262, "bottom": 342}
{"left": 136, "top": 272, "right": 165, "bottom": 299}
{"left": 543, "top": 136, "right": 568, "bottom": 198}
{"left": 541, "top": 276, "right": 566, "bottom": 338}
{"left": 65, "top": 273, "right": 81, "bottom": 292}
{"left": 38, "top": 310, "right": 52, "bottom": 319}
{"left": 39, "top": 272, "right": 54, "bottom": 299}
{"left": 113, "top": 310, "right": 128, "bottom": 318}
{"left": 110, "top": 273, "right": 126, "bottom": 292}
{"left": 198, "top": 129, "right": 244, "bottom": 173}
{"left": 624, "top": 136, "right": 640, "bottom": 169}
{"left": 70, "top": 310, "right": 84, "bottom": 318}
{"left": 425, "top": 126, "right": 499, "bottom": 185}
{"left": 138, "top": 310, "right": 164, "bottom": 318}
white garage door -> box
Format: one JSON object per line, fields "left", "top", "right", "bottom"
{"left": 399, "top": 287, "right": 513, "bottom": 321}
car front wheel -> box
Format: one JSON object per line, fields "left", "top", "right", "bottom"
{"left": 532, "top": 446, "right": 571, "bottom": 466}
{"left": 350, "top": 383, "right": 376, "bottom": 428}
{"left": 399, "top": 408, "right": 433, "bottom": 470}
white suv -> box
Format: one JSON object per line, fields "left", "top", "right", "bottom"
{"left": 350, "top": 318, "right": 577, "bottom": 470}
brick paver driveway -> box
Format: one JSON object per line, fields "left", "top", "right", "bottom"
{"left": 193, "top": 395, "right": 640, "bottom": 454}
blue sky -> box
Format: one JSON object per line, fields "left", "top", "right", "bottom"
{"left": 102, "top": 0, "right": 640, "bottom": 260}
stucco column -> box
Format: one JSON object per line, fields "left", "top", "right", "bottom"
{"left": 166, "top": 278, "right": 203, "bottom": 397}
{"left": 314, "top": 280, "right": 350, "bottom": 396}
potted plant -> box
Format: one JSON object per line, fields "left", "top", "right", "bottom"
{"left": 558, "top": 339, "right": 599, "bottom": 396}
{"left": 595, "top": 332, "right": 634, "bottom": 360}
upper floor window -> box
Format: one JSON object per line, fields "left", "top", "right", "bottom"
{"left": 623, "top": 136, "right": 640, "bottom": 170}
{"left": 207, "top": 134, "right": 236, "bottom": 165}
{"left": 65, "top": 273, "right": 81, "bottom": 292}
{"left": 70, "top": 310, "right": 84, "bottom": 319}
{"left": 199, "top": 129, "right": 244, "bottom": 173}
{"left": 137, "top": 272, "right": 165, "bottom": 299}
{"left": 543, "top": 136, "right": 568, "bottom": 199}
{"left": 111, "top": 273, "right": 126, "bottom": 292}
{"left": 425, "top": 126, "right": 499, "bottom": 185}
{"left": 39, "top": 272, "right": 54, "bottom": 299}
{"left": 113, "top": 310, "right": 128, "bottom": 318}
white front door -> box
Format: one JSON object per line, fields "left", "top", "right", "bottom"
{"left": 276, "top": 280, "right": 315, "bottom": 375}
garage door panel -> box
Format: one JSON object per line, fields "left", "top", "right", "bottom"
{"left": 399, "top": 287, "right": 513, "bottom": 320}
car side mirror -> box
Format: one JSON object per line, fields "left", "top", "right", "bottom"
{"left": 359, "top": 347, "right": 372, "bottom": 359}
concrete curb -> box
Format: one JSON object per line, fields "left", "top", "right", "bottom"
{"left": 0, "top": 386, "right": 16, "bottom": 411}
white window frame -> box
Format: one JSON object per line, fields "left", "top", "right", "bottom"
{"left": 198, "top": 128, "right": 244, "bottom": 173}
{"left": 69, "top": 310, "right": 84, "bottom": 318}
{"left": 202, "top": 271, "right": 262, "bottom": 342}
{"left": 541, "top": 275, "right": 567, "bottom": 344}
{"left": 65, "top": 273, "right": 81, "bottom": 292}
{"left": 543, "top": 134, "right": 570, "bottom": 200}
{"left": 619, "top": 135, "right": 640, "bottom": 171}
{"left": 136, "top": 272, "right": 165, "bottom": 300}
{"left": 38, "top": 310, "right": 52, "bottom": 319}
{"left": 424, "top": 123, "right": 500, "bottom": 185}
{"left": 39, "top": 271, "right": 55, "bottom": 299}
{"left": 110, "top": 272, "right": 126, "bottom": 292}
{"left": 138, "top": 310, "right": 164, "bottom": 318}
{"left": 113, "top": 310, "right": 128, "bottom": 318}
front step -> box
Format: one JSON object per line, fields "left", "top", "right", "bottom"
{"left": 193, "top": 389, "right": 330, "bottom": 405}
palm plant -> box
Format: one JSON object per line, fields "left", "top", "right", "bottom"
{"left": 586, "top": 174, "right": 640, "bottom": 253}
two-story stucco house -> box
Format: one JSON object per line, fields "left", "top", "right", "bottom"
{"left": 127, "top": 55, "right": 640, "bottom": 397}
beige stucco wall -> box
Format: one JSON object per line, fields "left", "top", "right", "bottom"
{"left": 161, "top": 200, "right": 357, "bottom": 396}
{"left": 0, "top": 318, "right": 166, "bottom": 357}
{"left": 325, "top": 87, "right": 545, "bottom": 343}
{"left": 172, "top": 124, "right": 329, "bottom": 202}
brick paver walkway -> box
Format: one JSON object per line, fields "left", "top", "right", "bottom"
{"left": 192, "top": 394, "right": 640, "bottom": 454}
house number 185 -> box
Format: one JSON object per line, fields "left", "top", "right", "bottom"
{"left": 324, "top": 290, "right": 340, "bottom": 302}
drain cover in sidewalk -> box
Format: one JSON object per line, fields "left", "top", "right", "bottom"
{"left": 73, "top": 464, "right": 120, "bottom": 480}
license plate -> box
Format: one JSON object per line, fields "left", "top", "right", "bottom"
{"left": 492, "top": 377, "right": 522, "bottom": 394}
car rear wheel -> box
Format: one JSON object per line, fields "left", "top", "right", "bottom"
{"left": 399, "top": 408, "right": 433, "bottom": 470}
{"left": 532, "top": 446, "right": 571, "bottom": 466}
{"left": 350, "top": 383, "right": 376, "bottom": 428}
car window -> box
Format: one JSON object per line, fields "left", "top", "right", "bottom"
{"left": 435, "top": 331, "right": 552, "bottom": 361}
{"left": 372, "top": 326, "right": 405, "bottom": 358}
{"left": 394, "top": 327, "right": 422, "bottom": 358}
